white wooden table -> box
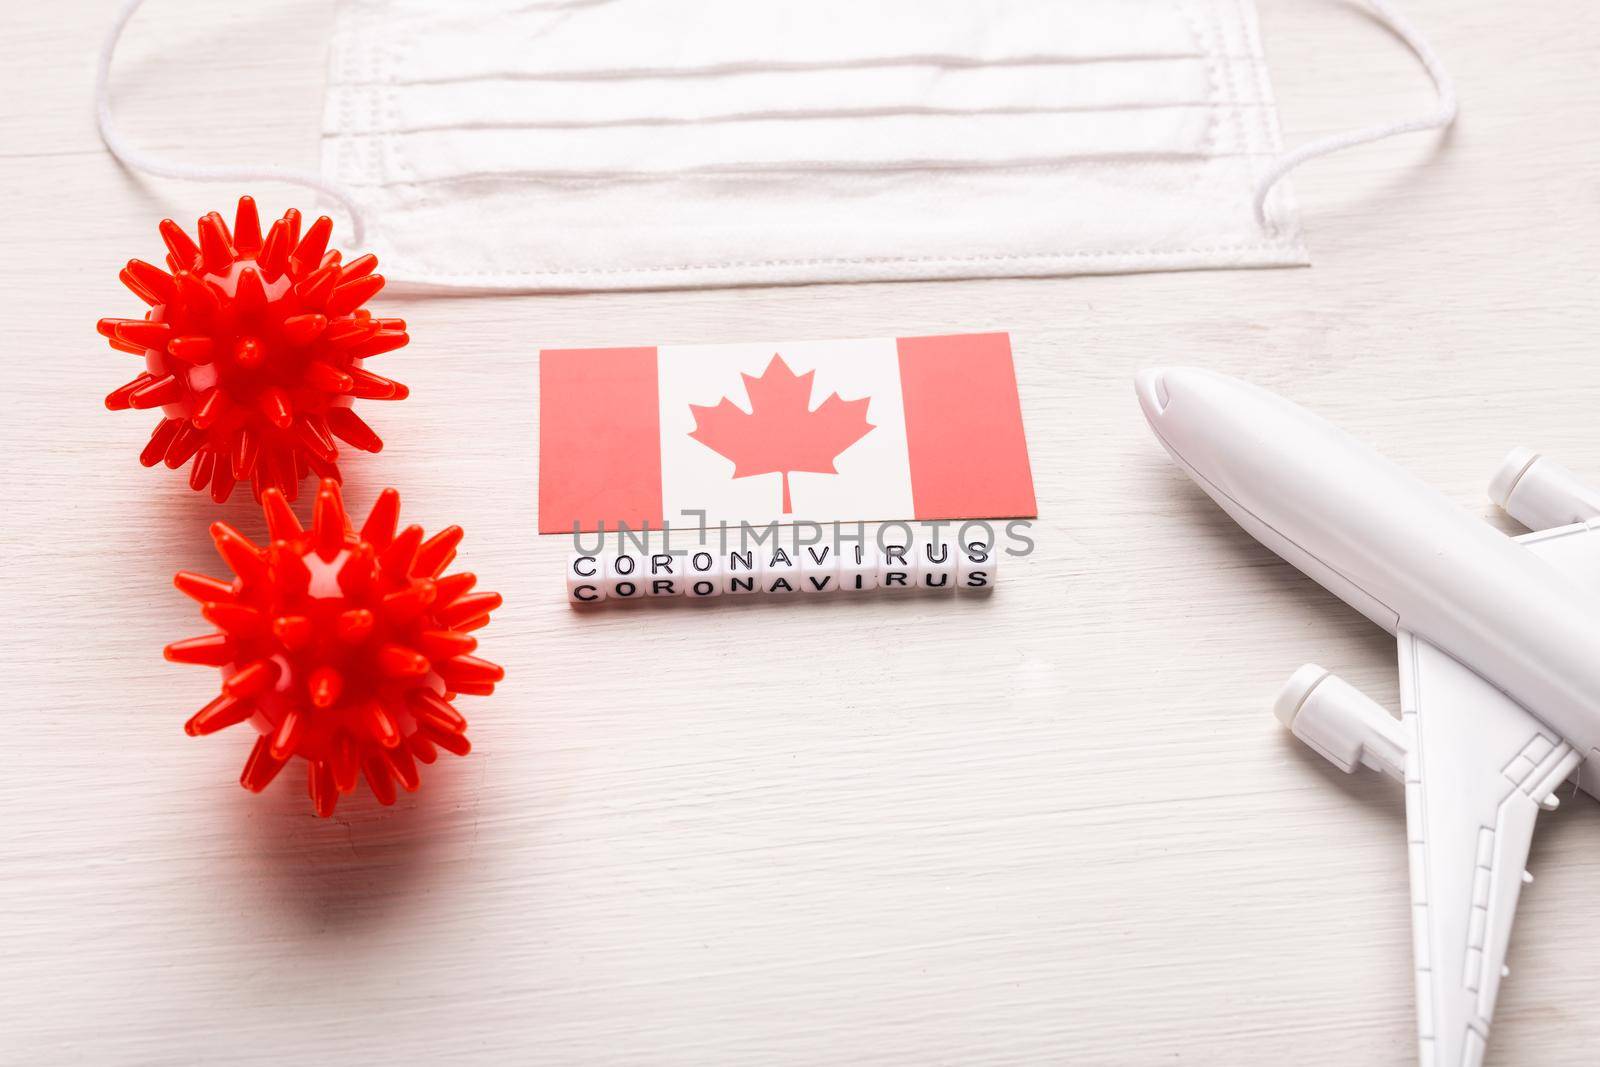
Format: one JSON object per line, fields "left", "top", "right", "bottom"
{"left": 5, "top": 2, "right": 1599, "bottom": 1063}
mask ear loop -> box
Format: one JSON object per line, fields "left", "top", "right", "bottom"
{"left": 1254, "top": 0, "right": 1456, "bottom": 226}
{"left": 95, "top": 0, "right": 370, "bottom": 245}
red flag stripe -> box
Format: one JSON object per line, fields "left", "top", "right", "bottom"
{"left": 897, "top": 332, "right": 1037, "bottom": 521}
{"left": 538, "top": 347, "right": 662, "bottom": 534}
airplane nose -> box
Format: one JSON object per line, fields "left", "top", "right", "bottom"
{"left": 1135, "top": 368, "right": 1171, "bottom": 420}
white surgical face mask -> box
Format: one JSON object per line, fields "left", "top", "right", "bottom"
{"left": 98, "top": 0, "right": 1454, "bottom": 293}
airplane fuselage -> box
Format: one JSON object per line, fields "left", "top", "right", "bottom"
{"left": 1137, "top": 368, "right": 1600, "bottom": 768}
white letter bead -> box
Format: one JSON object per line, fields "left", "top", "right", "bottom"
{"left": 837, "top": 543, "right": 879, "bottom": 592}
{"left": 957, "top": 539, "right": 1000, "bottom": 592}
{"left": 566, "top": 552, "right": 608, "bottom": 605}
{"left": 723, "top": 548, "right": 763, "bottom": 595}
{"left": 763, "top": 545, "right": 802, "bottom": 595}
{"left": 684, "top": 547, "right": 723, "bottom": 599}
{"left": 918, "top": 538, "right": 957, "bottom": 592}
{"left": 798, "top": 544, "right": 838, "bottom": 594}
{"left": 643, "top": 550, "right": 679, "bottom": 597}
{"left": 878, "top": 539, "right": 918, "bottom": 591}
{"left": 604, "top": 552, "right": 645, "bottom": 601}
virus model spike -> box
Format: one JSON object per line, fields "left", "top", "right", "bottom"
{"left": 101, "top": 197, "right": 410, "bottom": 502}
{"left": 166, "top": 480, "right": 504, "bottom": 816}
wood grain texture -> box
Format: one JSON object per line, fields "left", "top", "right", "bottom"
{"left": 3, "top": 2, "right": 1599, "bottom": 1063}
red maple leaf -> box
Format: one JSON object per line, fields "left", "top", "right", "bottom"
{"left": 688, "top": 354, "right": 875, "bottom": 514}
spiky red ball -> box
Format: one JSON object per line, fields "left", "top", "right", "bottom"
{"left": 100, "top": 197, "right": 409, "bottom": 503}
{"left": 166, "top": 479, "right": 504, "bottom": 816}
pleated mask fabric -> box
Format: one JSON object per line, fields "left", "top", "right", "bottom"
{"left": 320, "top": 0, "right": 1309, "bottom": 291}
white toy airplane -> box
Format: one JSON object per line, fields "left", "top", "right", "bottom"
{"left": 1136, "top": 368, "right": 1600, "bottom": 1067}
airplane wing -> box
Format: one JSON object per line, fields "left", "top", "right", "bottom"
{"left": 1505, "top": 493, "right": 1600, "bottom": 799}
{"left": 1401, "top": 485, "right": 1600, "bottom": 1067}
{"left": 1515, "top": 520, "right": 1600, "bottom": 590}
{"left": 1272, "top": 457, "right": 1600, "bottom": 1066}
{"left": 1397, "top": 629, "right": 1580, "bottom": 1067}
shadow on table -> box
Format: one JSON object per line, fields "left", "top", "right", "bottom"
{"left": 224, "top": 746, "right": 491, "bottom": 935}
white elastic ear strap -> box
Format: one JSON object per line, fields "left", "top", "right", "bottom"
{"left": 1254, "top": 0, "right": 1457, "bottom": 224}
{"left": 95, "top": 0, "right": 370, "bottom": 245}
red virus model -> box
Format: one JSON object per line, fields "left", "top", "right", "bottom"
{"left": 99, "top": 196, "right": 409, "bottom": 502}
{"left": 166, "top": 479, "right": 504, "bottom": 816}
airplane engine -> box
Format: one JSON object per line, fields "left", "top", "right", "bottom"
{"left": 1273, "top": 665, "right": 1406, "bottom": 781}
{"left": 1490, "top": 448, "right": 1600, "bottom": 530}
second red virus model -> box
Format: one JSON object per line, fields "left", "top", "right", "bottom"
{"left": 166, "top": 479, "right": 504, "bottom": 816}
{"left": 100, "top": 196, "right": 410, "bottom": 502}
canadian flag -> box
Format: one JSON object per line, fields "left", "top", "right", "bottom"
{"left": 538, "top": 332, "right": 1035, "bottom": 533}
